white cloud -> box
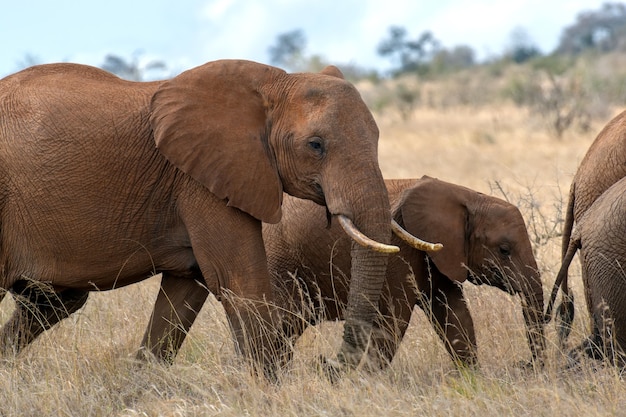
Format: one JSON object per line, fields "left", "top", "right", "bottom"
{"left": 202, "top": 0, "right": 236, "bottom": 20}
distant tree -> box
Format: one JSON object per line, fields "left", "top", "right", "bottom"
{"left": 268, "top": 29, "right": 307, "bottom": 71}
{"left": 377, "top": 26, "right": 441, "bottom": 75}
{"left": 337, "top": 63, "right": 381, "bottom": 83}
{"left": 16, "top": 53, "right": 41, "bottom": 70}
{"left": 556, "top": 2, "right": 626, "bottom": 54}
{"left": 267, "top": 29, "right": 375, "bottom": 79}
{"left": 505, "top": 27, "right": 542, "bottom": 63}
{"left": 101, "top": 51, "right": 167, "bottom": 81}
{"left": 430, "top": 45, "right": 476, "bottom": 73}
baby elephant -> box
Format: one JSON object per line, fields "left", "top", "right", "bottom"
{"left": 264, "top": 176, "right": 545, "bottom": 369}
{"left": 552, "top": 176, "right": 626, "bottom": 366}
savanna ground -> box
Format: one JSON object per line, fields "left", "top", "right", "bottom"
{"left": 0, "top": 89, "right": 623, "bottom": 416}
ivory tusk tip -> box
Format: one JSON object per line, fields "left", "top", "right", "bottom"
{"left": 381, "top": 244, "right": 400, "bottom": 254}
{"left": 391, "top": 219, "right": 444, "bottom": 252}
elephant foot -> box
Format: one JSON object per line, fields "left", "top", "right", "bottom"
{"left": 133, "top": 346, "right": 163, "bottom": 364}
{"left": 564, "top": 338, "right": 603, "bottom": 370}
{"left": 515, "top": 353, "right": 545, "bottom": 371}
{"left": 565, "top": 349, "right": 583, "bottom": 370}
{"left": 316, "top": 351, "right": 379, "bottom": 383}
{"left": 317, "top": 355, "right": 345, "bottom": 384}
{"left": 515, "top": 359, "right": 542, "bottom": 372}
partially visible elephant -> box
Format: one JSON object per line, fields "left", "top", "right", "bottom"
{"left": 0, "top": 60, "right": 419, "bottom": 378}
{"left": 554, "top": 176, "right": 626, "bottom": 366}
{"left": 547, "top": 109, "right": 626, "bottom": 342}
{"left": 264, "top": 176, "right": 546, "bottom": 369}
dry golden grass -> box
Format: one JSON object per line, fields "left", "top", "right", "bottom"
{"left": 1, "top": 103, "right": 624, "bottom": 416}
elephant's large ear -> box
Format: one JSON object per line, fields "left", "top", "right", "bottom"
{"left": 397, "top": 176, "right": 469, "bottom": 282}
{"left": 150, "top": 60, "right": 283, "bottom": 224}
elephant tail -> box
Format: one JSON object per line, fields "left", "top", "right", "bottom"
{"left": 554, "top": 183, "right": 576, "bottom": 316}
{"left": 552, "top": 182, "right": 577, "bottom": 345}
{"left": 544, "top": 232, "right": 580, "bottom": 347}
{"left": 561, "top": 182, "right": 576, "bottom": 261}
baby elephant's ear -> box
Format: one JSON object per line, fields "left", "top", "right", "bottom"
{"left": 150, "top": 60, "right": 283, "bottom": 224}
{"left": 398, "top": 177, "right": 469, "bottom": 283}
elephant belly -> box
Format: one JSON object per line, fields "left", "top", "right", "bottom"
{"left": 1, "top": 239, "right": 196, "bottom": 291}
{"left": 0, "top": 201, "right": 195, "bottom": 291}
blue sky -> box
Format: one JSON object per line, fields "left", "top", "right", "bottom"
{"left": 1, "top": 0, "right": 607, "bottom": 77}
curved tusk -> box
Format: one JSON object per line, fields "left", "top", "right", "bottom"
{"left": 391, "top": 220, "right": 443, "bottom": 252}
{"left": 337, "top": 215, "right": 400, "bottom": 253}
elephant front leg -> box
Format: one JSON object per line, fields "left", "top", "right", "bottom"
{"left": 0, "top": 280, "right": 88, "bottom": 355}
{"left": 222, "top": 291, "right": 287, "bottom": 380}
{"left": 219, "top": 255, "right": 292, "bottom": 381}
{"left": 139, "top": 272, "right": 210, "bottom": 364}
{"left": 427, "top": 281, "right": 478, "bottom": 368}
{"left": 182, "top": 208, "right": 288, "bottom": 380}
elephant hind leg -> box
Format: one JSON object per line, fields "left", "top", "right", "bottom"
{"left": 0, "top": 280, "right": 88, "bottom": 356}
{"left": 567, "top": 327, "right": 606, "bottom": 369}
{"left": 568, "top": 314, "right": 626, "bottom": 368}
{"left": 139, "top": 271, "right": 210, "bottom": 364}
{"left": 591, "top": 304, "right": 626, "bottom": 367}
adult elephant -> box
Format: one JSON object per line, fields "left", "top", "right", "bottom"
{"left": 554, "top": 176, "right": 626, "bottom": 366}
{"left": 547, "top": 110, "right": 626, "bottom": 342}
{"left": 264, "top": 176, "right": 545, "bottom": 369}
{"left": 0, "top": 60, "right": 417, "bottom": 378}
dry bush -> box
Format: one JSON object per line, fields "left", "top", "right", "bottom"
{"left": 360, "top": 51, "right": 626, "bottom": 139}
{"left": 0, "top": 105, "right": 625, "bottom": 416}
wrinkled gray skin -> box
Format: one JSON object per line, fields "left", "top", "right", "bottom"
{"left": 0, "top": 60, "right": 395, "bottom": 379}
{"left": 556, "top": 177, "right": 626, "bottom": 366}
{"left": 551, "top": 110, "right": 626, "bottom": 338}
{"left": 264, "top": 176, "right": 545, "bottom": 369}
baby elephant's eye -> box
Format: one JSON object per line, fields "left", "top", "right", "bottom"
{"left": 499, "top": 244, "right": 511, "bottom": 257}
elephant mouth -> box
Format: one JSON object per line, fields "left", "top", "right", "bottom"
{"left": 469, "top": 265, "right": 518, "bottom": 295}
{"left": 311, "top": 181, "right": 439, "bottom": 254}
{"left": 493, "top": 271, "right": 518, "bottom": 295}
{"left": 311, "top": 181, "right": 326, "bottom": 206}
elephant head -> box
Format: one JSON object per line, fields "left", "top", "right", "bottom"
{"left": 149, "top": 60, "right": 398, "bottom": 368}
{"left": 394, "top": 176, "right": 546, "bottom": 364}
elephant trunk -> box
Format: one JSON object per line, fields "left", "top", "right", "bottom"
{"left": 337, "top": 240, "right": 390, "bottom": 366}
{"left": 327, "top": 173, "right": 392, "bottom": 369}
{"left": 519, "top": 269, "right": 546, "bottom": 366}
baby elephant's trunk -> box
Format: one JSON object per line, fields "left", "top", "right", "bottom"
{"left": 520, "top": 270, "right": 546, "bottom": 366}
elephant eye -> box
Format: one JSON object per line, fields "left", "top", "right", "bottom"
{"left": 499, "top": 244, "right": 511, "bottom": 257}
{"left": 308, "top": 137, "right": 325, "bottom": 156}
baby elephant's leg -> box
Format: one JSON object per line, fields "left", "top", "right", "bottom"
{"left": 428, "top": 280, "right": 477, "bottom": 367}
